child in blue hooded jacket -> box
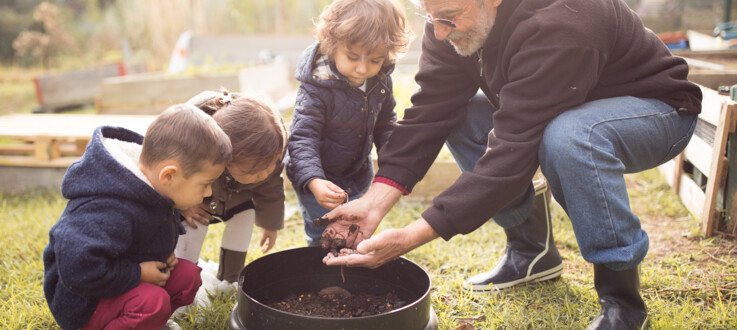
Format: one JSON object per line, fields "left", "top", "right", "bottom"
{"left": 43, "top": 104, "right": 231, "bottom": 330}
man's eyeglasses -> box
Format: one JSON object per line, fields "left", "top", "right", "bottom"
{"left": 416, "top": 12, "right": 457, "bottom": 29}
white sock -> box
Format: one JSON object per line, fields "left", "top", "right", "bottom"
{"left": 174, "top": 223, "right": 209, "bottom": 263}
{"left": 221, "top": 209, "right": 255, "bottom": 252}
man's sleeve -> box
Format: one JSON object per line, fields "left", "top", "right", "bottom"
{"left": 376, "top": 24, "right": 479, "bottom": 192}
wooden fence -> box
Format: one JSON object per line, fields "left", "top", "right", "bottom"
{"left": 658, "top": 79, "right": 737, "bottom": 237}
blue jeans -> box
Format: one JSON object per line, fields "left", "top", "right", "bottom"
{"left": 297, "top": 185, "right": 367, "bottom": 246}
{"left": 446, "top": 92, "right": 697, "bottom": 270}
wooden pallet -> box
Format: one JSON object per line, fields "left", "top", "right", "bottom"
{"left": 658, "top": 85, "right": 737, "bottom": 237}
{"left": 0, "top": 114, "right": 155, "bottom": 168}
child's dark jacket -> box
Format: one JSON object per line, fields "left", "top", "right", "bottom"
{"left": 43, "top": 126, "right": 180, "bottom": 330}
{"left": 205, "top": 163, "right": 285, "bottom": 230}
{"left": 286, "top": 42, "right": 397, "bottom": 194}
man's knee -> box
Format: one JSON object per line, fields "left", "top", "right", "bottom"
{"left": 540, "top": 116, "right": 582, "bottom": 167}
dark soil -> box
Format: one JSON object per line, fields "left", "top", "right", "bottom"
{"left": 268, "top": 286, "right": 407, "bottom": 318}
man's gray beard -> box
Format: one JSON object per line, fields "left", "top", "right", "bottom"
{"left": 448, "top": 11, "right": 494, "bottom": 57}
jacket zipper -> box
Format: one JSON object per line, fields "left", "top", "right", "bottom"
{"left": 354, "top": 80, "right": 380, "bottom": 112}
{"left": 477, "top": 49, "right": 484, "bottom": 77}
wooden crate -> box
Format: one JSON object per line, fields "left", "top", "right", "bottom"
{"left": 658, "top": 85, "right": 737, "bottom": 237}
{"left": 33, "top": 62, "right": 144, "bottom": 113}
{"left": 0, "top": 114, "right": 155, "bottom": 168}
{"left": 97, "top": 62, "right": 295, "bottom": 115}
{"left": 96, "top": 72, "right": 240, "bottom": 115}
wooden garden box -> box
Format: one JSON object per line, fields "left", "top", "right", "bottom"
{"left": 658, "top": 81, "right": 737, "bottom": 237}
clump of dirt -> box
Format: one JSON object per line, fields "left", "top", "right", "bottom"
{"left": 268, "top": 286, "right": 406, "bottom": 317}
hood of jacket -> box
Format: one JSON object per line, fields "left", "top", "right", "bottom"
{"left": 61, "top": 126, "right": 173, "bottom": 209}
{"left": 295, "top": 42, "right": 395, "bottom": 90}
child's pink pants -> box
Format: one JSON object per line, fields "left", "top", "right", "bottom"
{"left": 81, "top": 258, "right": 202, "bottom": 330}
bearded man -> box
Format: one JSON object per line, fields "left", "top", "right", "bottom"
{"left": 322, "top": 1, "right": 702, "bottom": 329}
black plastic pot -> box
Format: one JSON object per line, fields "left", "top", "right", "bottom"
{"left": 229, "top": 247, "right": 437, "bottom": 330}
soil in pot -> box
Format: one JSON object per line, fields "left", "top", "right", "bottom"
{"left": 268, "top": 285, "right": 407, "bottom": 317}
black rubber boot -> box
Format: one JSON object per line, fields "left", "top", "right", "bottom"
{"left": 464, "top": 182, "right": 563, "bottom": 291}
{"left": 217, "top": 248, "right": 247, "bottom": 283}
{"left": 586, "top": 265, "right": 648, "bottom": 330}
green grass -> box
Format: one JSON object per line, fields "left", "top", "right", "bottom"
{"left": 0, "top": 66, "right": 39, "bottom": 115}
{"left": 1, "top": 169, "right": 736, "bottom": 329}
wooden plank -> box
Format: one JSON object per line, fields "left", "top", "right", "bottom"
{"left": 1, "top": 141, "right": 83, "bottom": 152}
{"left": 701, "top": 102, "right": 735, "bottom": 236}
{"left": 0, "top": 114, "right": 154, "bottom": 139}
{"left": 0, "top": 155, "right": 78, "bottom": 168}
{"left": 0, "top": 114, "right": 153, "bottom": 168}
{"left": 35, "top": 63, "right": 125, "bottom": 112}
{"left": 75, "top": 139, "right": 88, "bottom": 155}
{"left": 725, "top": 105, "right": 737, "bottom": 235}
{"left": 0, "top": 142, "right": 80, "bottom": 155}
{"left": 33, "top": 137, "right": 51, "bottom": 161}
{"left": 699, "top": 85, "right": 728, "bottom": 127}
{"left": 97, "top": 73, "right": 239, "bottom": 115}
{"left": 658, "top": 159, "right": 676, "bottom": 188}
{"left": 682, "top": 57, "right": 726, "bottom": 71}
{"left": 688, "top": 71, "right": 737, "bottom": 91}
{"left": 0, "top": 143, "right": 35, "bottom": 154}
{"left": 673, "top": 48, "right": 737, "bottom": 60}
{"left": 48, "top": 139, "right": 61, "bottom": 160}
{"left": 679, "top": 173, "right": 706, "bottom": 217}
{"left": 683, "top": 135, "right": 713, "bottom": 176}
{"left": 672, "top": 153, "right": 684, "bottom": 193}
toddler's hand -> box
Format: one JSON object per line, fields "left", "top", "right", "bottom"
{"left": 308, "top": 179, "right": 347, "bottom": 209}
{"left": 140, "top": 261, "right": 170, "bottom": 286}
{"left": 260, "top": 229, "right": 278, "bottom": 253}
{"left": 181, "top": 203, "right": 212, "bottom": 229}
{"left": 165, "top": 253, "right": 178, "bottom": 271}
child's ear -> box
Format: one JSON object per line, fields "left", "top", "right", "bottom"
{"left": 158, "top": 165, "right": 179, "bottom": 185}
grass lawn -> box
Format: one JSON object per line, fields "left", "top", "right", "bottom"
{"left": 1, "top": 169, "right": 736, "bottom": 329}
{"left": 0, "top": 66, "right": 39, "bottom": 115}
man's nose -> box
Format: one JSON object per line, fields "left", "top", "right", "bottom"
{"left": 433, "top": 23, "right": 452, "bottom": 40}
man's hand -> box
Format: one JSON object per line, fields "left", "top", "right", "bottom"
{"left": 321, "top": 182, "right": 403, "bottom": 248}
{"left": 139, "top": 261, "right": 170, "bottom": 286}
{"left": 260, "top": 229, "right": 277, "bottom": 253}
{"left": 308, "top": 178, "right": 347, "bottom": 209}
{"left": 323, "top": 218, "right": 439, "bottom": 268}
{"left": 181, "top": 203, "right": 212, "bottom": 229}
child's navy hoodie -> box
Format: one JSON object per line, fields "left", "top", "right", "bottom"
{"left": 43, "top": 126, "right": 181, "bottom": 330}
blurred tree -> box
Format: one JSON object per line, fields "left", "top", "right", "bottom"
{"left": 12, "top": 2, "right": 76, "bottom": 68}
{"left": 0, "top": 0, "right": 40, "bottom": 62}
{"left": 226, "top": 0, "right": 332, "bottom": 34}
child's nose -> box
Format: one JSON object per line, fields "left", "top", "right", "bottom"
{"left": 356, "top": 61, "right": 367, "bottom": 74}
